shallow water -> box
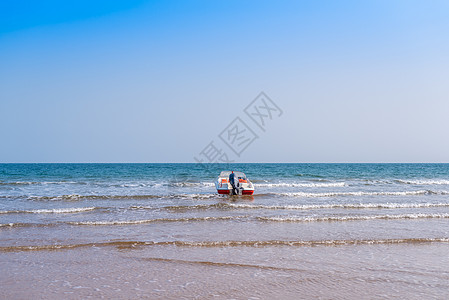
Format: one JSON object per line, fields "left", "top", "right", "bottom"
{"left": 1, "top": 163, "right": 449, "bottom": 298}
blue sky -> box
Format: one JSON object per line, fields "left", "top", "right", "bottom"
{"left": 1, "top": 0, "right": 449, "bottom": 162}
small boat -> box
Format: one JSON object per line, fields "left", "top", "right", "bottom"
{"left": 215, "top": 171, "right": 254, "bottom": 195}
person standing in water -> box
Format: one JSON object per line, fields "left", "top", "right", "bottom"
{"left": 229, "top": 171, "right": 237, "bottom": 195}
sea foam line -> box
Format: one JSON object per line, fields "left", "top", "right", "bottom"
{"left": 0, "top": 222, "right": 57, "bottom": 228}
{"left": 2, "top": 238, "right": 449, "bottom": 252}
{"left": 0, "top": 181, "right": 78, "bottom": 186}
{"left": 3, "top": 211, "right": 446, "bottom": 229}
{"left": 23, "top": 190, "right": 447, "bottom": 202}
{"left": 257, "top": 213, "right": 449, "bottom": 223}
{"left": 0, "top": 207, "right": 99, "bottom": 215}
{"left": 0, "top": 216, "right": 247, "bottom": 229}
{"left": 395, "top": 179, "right": 449, "bottom": 185}
{"left": 68, "top": 216, "right": 248, "bottom": 226}
{"left": 171, "top": 182, "right": 215, "bottom": 187}
{"left": 254, "top": 182, "right": 346, "bottom": 188}
{"left": 26, "top": 193, "right": 217, "bottom": 201}
{"left": 160, "top": 202, "right": 449, "bottom": 212}
{"left": 27, "top": 194, "right": 162, "bottom": 201}
{"left": 226, "top": 202, "right": 449, "bottom": 210}
{"left": 280, "top": 190, "right": 449, "bottom": 197}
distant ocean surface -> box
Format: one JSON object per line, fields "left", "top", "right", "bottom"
{"left": 2, "top": 163, "right": 449, "bottom": 299}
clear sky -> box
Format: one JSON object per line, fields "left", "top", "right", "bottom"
{"left": 1, "top": 0, "right": 449, "bottom": 163}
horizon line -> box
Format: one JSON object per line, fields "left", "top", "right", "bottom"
{"left": 1, "top": 162, "right": 449, "bottom": 164}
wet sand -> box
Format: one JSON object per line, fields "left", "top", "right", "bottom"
{"left": 2, "top": 242, "right": 449, "bottom": 299}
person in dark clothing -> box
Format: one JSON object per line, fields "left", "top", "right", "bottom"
{"left": 229, "top": 171, "right": 237, "bottom": 195}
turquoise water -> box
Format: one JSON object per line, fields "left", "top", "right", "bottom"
{"left": 2, "top": 163, "right": 449, "bottom": 243}
{"left": 2, "top": 163, "right": 449, "bottom": 298}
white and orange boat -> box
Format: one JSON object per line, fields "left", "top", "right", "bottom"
{"left": 215, "top": 171, "right": 254, "bottom": 195}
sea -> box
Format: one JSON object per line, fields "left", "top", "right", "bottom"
{"left": 1, "top": 163, "right": 449, "bottom": 299}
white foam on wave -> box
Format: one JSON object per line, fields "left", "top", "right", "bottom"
{"left": 118, "top": 183, "right": 145, "bottom": 187}
{"left": 0, "top": 181, "right": 37, "bottom": 185}
{"left": 258, "top": 213, "right": 449, "bottom": 222}
{"left": 255, "top": 182, "right": 346, "bottom": 188}
{"left": 0, "top": 181, "right": 78, "bottom": 185}
{"left": 280, "top": 190, "right": 449, "bottom": 198}
{"left": 175, "top": 193, "right": 217, "bottom": 199}
{"left": 396, "top": 179, "right": 449, "bottom": 185}
{"left": 227, "top": 202, "right": 449, "bottom": 210}
{"left": 0, "top": 207, "right": 98, "bottom": 214}
{"left": 31, "top": 207, "right": 98, "bottom": 214}
{"left": 3, "top": 238, "right": 449, "bottom": 251}
{"left": 26, "top": 193, "right": 219, "bottom": 201}
{"left": 171, "top": 181, "right": 345, "bottom": 188}
{"left": 72, "top": 220, "right": 158, "bottom": 226}
{"left": 70, "top": 216, "right": 247, "bottom": 226}
{"left": 28, "top": 194, "right": 85, "bottom": 201}
{"left": 171, "top": 182, "right": 215, "bottom": 187}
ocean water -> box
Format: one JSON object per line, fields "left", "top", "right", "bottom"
{"left": 1, "top": 163, "right": 449, "bottom": 299}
